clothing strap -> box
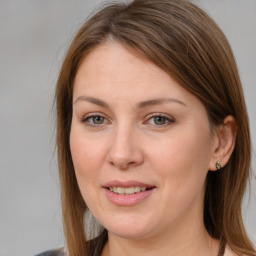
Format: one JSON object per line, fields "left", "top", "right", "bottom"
{"left": 218, "top": 238, "right": 226, "bottom": 256}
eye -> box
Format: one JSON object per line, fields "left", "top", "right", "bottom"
{"left": 82, "top": 114, "right": 108, "bottom": 126}
{"left": 153, "top": 116, "right": 167, "bottom": 125}
{"left": 146, "top": 113, "right": 175, "bottom": 126}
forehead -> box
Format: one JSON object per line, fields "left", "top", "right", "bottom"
{"left": 73, "top": 41, "right": 200, "bottom": 110}
{"left": 75, "top": 42, "right": 167, "bottom": 86}
{"left": 74, "top": 42, "right": 183, "bottom": 93}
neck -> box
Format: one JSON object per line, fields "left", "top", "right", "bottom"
{"left": 101, "top": 218, "right": 220, "bottom": 256}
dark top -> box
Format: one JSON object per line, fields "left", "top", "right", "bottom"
{"left": 35, "top": 238, "right": 226, "bottom": 256}
{"left": 35, "top": 249, "right": 65, "bottom": 256}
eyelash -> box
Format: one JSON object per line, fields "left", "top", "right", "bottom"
{"left": 81, "top": 113, "right": 109, "bottom": 127}
{"left": 146, "top": 113, "right": 175, "bottom": 126}
{"left": 81, "top": 113, "right": 175, "bottom": 128}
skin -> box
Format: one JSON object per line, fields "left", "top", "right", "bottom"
{"left": 70, "top": 41, "right": 236, "bottom": 256}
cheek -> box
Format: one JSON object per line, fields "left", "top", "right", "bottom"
{"left": 150, "top": 130, "right": 212, "bottom": 173}
{"left": 143, "top": 133, "right": 211, "bottom": 226}
{"left": 69, "top": 125, "right": 106, "bottom": 191}
{"left": 69, "top": 128, "right": 106, "bottom": 214}
{"left": 148, "top": 126, "right": 212, "bottom": 199}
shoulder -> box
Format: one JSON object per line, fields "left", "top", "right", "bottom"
{"left": 34, "top": 248, "right": 66, "bottom": 256}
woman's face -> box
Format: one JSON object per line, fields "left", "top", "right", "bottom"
{"left": 70, "top": 42, "right": 218, "bottom": 239}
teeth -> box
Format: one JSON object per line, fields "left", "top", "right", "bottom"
{"left": 109, "top": 186, "right": 147, "bottom": 195}
{"left": 117, "top": 187, "right": 125, "bottom": 194}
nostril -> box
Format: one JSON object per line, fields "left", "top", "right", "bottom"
{"left": 108, "top": 159, "right": 137, "bottom": 170}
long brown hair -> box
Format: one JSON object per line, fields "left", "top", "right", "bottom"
{"left": 55, "top": 0, "right": 255, "bottom": 255}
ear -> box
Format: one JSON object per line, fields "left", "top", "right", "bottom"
{"left": 209, "top": 115, "right": 237, "bottom": 171}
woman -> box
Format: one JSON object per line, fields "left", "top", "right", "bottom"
{"left": 37, "top": 0, "right": 255, "bottom": 255}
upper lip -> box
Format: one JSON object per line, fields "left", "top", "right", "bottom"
{"left": 103, "top": 180, "right": 156, "bottom": 189}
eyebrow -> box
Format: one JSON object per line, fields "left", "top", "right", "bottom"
{"left": 74, "top": 96, "right": 109, "bottom": 107}
{"left": 137, "top": 98, "right": 187, "bottom": 108}
{"left": 73, "top": 96, "right": 187, "bottom": 108}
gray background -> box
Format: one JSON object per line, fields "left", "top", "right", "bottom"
{"left": 0, "top": 1, "right": 255, "bottom": 256}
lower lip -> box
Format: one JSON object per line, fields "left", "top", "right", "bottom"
{"left": 103, "top": 188, "right": 155, "bottom": 206}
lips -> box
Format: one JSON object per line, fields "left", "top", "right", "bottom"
{"left": 103, "top": 180, "right": 156, "bottom": 206}
{"left": 104, "top": 180, "right": 155, "bottom": 189}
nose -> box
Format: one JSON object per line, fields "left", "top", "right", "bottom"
{"left": 107, "top": 124, "right": 144, "bottom": 170}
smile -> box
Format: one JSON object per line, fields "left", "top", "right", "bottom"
{"left": 108, "top": 186, "right": 147, "bottom": 195}
{"left": 103, "top": 181, "right": 156, "bottom": 206}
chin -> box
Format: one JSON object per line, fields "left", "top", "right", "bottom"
{"left": 100, "top": 213, "right": 158, "bottom": 240}
{"left": 107, "top": 226, "right": 153, "bottom": 240}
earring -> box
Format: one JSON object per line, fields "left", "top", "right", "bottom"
{"left": 216, "top": 161, "right": 222, "bottom": 171}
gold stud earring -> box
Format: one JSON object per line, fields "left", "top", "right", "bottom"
{"left": 216, "top": 161, "right": 222, "bottom": 171}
